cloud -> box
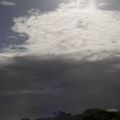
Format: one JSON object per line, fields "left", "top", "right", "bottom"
{"left": 97, "top": 0, "right": 120, "bottom": 11}
{"left": 0, "top": 0, "right": 120, "bottom": 118}
{"left": 7, "top": 35, "right": 18, "bottom": 39}
{"left": 10, "top": 0, "right": 120, "bottom": 61}
{"left": 0, "top": 0, "right": 15, "bottom": 6}
{"left": 0, "top": 56, "right": 120, "bottom": 118}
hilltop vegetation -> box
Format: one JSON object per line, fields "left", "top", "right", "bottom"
{"left": 22, "top": 108, "right": 120, "bottom": 120}
{"left": 53, "top": 109, "right": 120, "bottom": 120}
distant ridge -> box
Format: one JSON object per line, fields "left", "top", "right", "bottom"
{"left": 21, "top": 108, "right": 120, "bottom": 120}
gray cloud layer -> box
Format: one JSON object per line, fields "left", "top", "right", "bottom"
{"left": 97, "top": 0, "right": 120, "bottom": 11}
{"left": 0, "top": 56, "right": 120, "bottom": 119}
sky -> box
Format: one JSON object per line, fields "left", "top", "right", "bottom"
{"left": 0, "top": 0, "right": 120, "bottom": 119}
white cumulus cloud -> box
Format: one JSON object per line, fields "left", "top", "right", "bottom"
{"left": 10, "top": 0, "right": 120, "bottom": 61}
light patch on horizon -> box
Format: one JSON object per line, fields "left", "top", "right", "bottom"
{"left": 0, "top": 0, "right": 15, "bottom": 6}
{"left": 0, "top": 54, "right": 15, "bottom": 65}
{"left": 6, "top": 0, "right": 120, "bottom": 61}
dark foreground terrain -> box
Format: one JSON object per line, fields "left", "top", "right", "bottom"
{"left": 22, "top": 108, "right": 120, "bottom": 120}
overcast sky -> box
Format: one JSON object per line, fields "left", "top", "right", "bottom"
{"left": 0, "top": 0, "right": 120, "bottom": 120}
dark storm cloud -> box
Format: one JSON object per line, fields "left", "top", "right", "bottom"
{"left": 97, "top": 0, "right": 120, "bottom": 11}
{"left": 0, "top": 56, "right": 120, "bottom": 119}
